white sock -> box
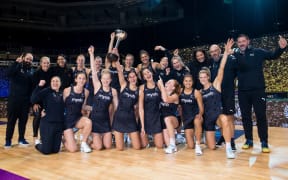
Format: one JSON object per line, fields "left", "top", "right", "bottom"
{"left": 226, "top": 142, "right": 231, "bottom": 150}
{"left": 196, "top": 141, "right": 200, "bottom": 146}
{"left": 170, "top": 138, "right": 176, "bottom": 146}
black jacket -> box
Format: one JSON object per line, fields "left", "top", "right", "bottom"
{"left": 234, "top": 46, "right": 285, "bottom": 91}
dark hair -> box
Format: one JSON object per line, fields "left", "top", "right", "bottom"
{"left": 57, "top": 54, "right": 66, "bottom": 60}
{"left": 171, "top": 79, "right": 182, "bottom": 96}
{"left": 106, "top": 52, "right": 119, "bottom": 62}
{"left": 183, "top": 73, "right": 194, "bottom": 89}
{"left": 237, "top": 34, "right": 249, "bottom": 40}
{"left": 193, "top": 49, "right": 207, "bottom": 62}
{"left": 139, "top": 50, "right": 149, "bottom": 57}
{"left": 75, "top": 71, "right": 87, "bottom": 80}
{"left": 140, "top": 67, "right": 153, "bottom": 80}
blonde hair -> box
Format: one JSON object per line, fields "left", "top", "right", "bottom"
{"left": 40, "top": 56, "right": 50, "bottom": 63}
{"left": 199, "top": 67, "right": 211, "bottom": 80}
{"left": 101, "top": 68, "right": 111, "bottom": 77}
{"left": 171, "top": 55, "right": 190, "bottom": 71}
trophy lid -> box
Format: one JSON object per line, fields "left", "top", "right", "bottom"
{"left": 115, "top": 29, "right": 127, "bottom": 40}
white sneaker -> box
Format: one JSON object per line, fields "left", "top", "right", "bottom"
{"left": 226, "top": 148, "right": 235, "bottom": 159}
{"left": 80, "top": 142, "right": 92, "bottom": 153}
{"left": 165, "top": 145, "right": 177, "bottom": 154}
{"left": 34, "top": 139, "right": 41, "bottom": 145}
{"left": 195, "top": 145, "right": 202, "bottom": 156}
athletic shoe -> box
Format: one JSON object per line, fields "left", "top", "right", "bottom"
{"left": 34, "top": 139, "right": 41, "bottom": 145}
{"left": 165, "top": 145, "right": 177, "bottom": 154}
{"left": 18, "top": 139, "right": 29, "bottom": 147}
{"left": 216, "top": 136, "right": 225, "bottom": 147}
{"left": 242, "top": 139, "right": 253, "bottom": 149}
{"left": 176, "top": 134, "right": 186, "bottom": 144}
{"left": 195, "top": 145, "right": 202, "bottom": 156}
{"left": 80, "top": 142, "right": 92, "bottom": 153}
{"left": 226, "top": 148, "right": 236, "bottom": 159}
{"left": 4, "top": 140, "right": 12, "bottom": 149}
{"left": 261, "top": 141, "right": 270, "bottom": 153}
{"left": 231, "top": 139, "right": 237, "bottom": 151}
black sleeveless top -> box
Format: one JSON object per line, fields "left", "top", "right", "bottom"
{"left": 117, "top": 85, "right": 138, "bottom": 112}
{"left": 92, "top": 87, "right": 113, "bottom": 112}
{"left": 65, "top": 86, "right": 85, "bottom": 121}
{"left": 201, "top": 86, "right": 222, "bottom": 118}
{"left": 180, "top": 89, "right": 199, "bottom": 121}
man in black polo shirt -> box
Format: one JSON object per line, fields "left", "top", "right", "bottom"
{"left": 209, "top": 44, "right": 237, "bottom": 151}
{"left": 233, "top": 34, "right": 287, "bottom": 153}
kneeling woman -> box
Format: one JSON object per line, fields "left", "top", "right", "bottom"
{"left": 31, "top": 77, "right": 64, "bottom": 155}
{"left": 199, "top": 39, "right": 235, "bottom": 159}
{"left": 63, "top": 72, "right": 92, "bottom": 153}
{"left": 112, "top": 60, "right": 141, "bottom": 150}
{"left": 139, "top": 68, "right": 163, "bottom": 149}
{"left": 88, "top": 46, "right": 118, "bottom": 150}
{"left": 158, "top": 78, "right": 181, "bottom": 154}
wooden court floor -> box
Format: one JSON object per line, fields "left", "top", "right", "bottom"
{"left": 0, "top": 117, "right": 288, "bottom": 180}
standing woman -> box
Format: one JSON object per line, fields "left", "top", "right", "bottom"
{"left": 72, "top": 54, "right": 90, "bottom": 79}
{"left": 88, "top": 45, "right": 118, "bottom": 150}
{"left": 179, "top": 74, "right": 204, "bottom": 155}
{"left": 199, "top": 39, "right": 235, "bottom": 159}
{"left": 112, "top": 60, "right": 141, "bottom": 150}
{"left": 50, "top": 54, "right": 73, "bottom": 90}
{"left": 139, "top": 68, "right": 163, "bottom": 149}
{"left": 31, "top": 77, "right": 64, "bottom": 155}
{"left": 157, "top": 78, "right": 181, "bottom": 154}
{"left": 32, "top": 56, "right": 52, "bottom": 145}
{"left": 63, "top": 72, "right": 92, "bottom": 153}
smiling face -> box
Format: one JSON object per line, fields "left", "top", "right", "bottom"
{"left": 50, "top": 76, "right": 61, "bottom": 91}
{"left": 209, "top": 45, "right": 221, "bottom": 61}
{"left": 237, "top": 36, "right": 250, "bottom": 52}
{"left": 196, "top": 51, "right": 205, "bottom": 63}
{"left": 74, "top": 72, "right": 87, "bottom": 87}
{"left": 128, "top": 71, "right": 137, "bottom": 85}
{"left": 142, "top": 68, "right": 153, "bottom": 81}
{"left": 125, "top": 55, "right": 134, "bottom": 68}
{"left": 76, "top": 55, "right": 85, "bottom": 67}
{"left": 172, "top": 58, "right": 182, "bottom": 70}
{"left": 101, "top": 70, "right": 112, "bottom": 87}
{"left": 199, "top": 72, "right": 210, "bottom": 86}
{"left": 183, "top": 76, "right": 193, "bottom": 89}
{"left": 160, "top": 57, "right": 168, "bottom": 69}
{"left": 57, "top": 55, "right": 66, "bottom": 67}
{"left": 94, "top": 56, "right": 102, "bottom": 69}
{"left": 140, "top": 52, "right": 149, "bottom": 64}
{"left": 23, "top": 53, "right": 33, "bottom": 65}
{"left": 40, "top": 57, "right": 50, "bottom": 72}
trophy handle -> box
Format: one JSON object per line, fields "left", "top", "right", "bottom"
{"left": 114, "top": 38, "right": 121, "bottom": 49}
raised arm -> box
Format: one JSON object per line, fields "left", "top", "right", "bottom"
{"left": 7, "top": 55, "right": 23, "bottom": 77}
{"left": 115, "top": 60, "right": 127, "bottom": 91}
{"left": 105, "top": 32, "right": 116, "bottom": 68}
{"left": 157, "top": 78, "right": 178, "bottom": 103}
{"left": 213, "top": 38, "right": 234, "bottom": 92}
{"left": 88, "top": 45, "right": 101, "bottom": 94}
{"left": 262, "top": 35, "right": 287, "bottom": 60}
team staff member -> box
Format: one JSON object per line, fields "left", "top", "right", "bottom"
{"left": 31, "top": 77, "right": 64, "bottom": 155}
{"left": 50, "top": 54, "right": 73, "bottom": 90}
{"left": 31, "top": 56, "right": 52, "bottom": 145}
{"left": 233, "top": 34, "right": 287, "bottom": 153}
{"left": 209, "top": 44, "right": 237, "bottom": 150}
{"left": 5, "top": 53, "right": 34, "bottom": 148}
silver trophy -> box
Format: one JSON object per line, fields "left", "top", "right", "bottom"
{"left": 114, "top": 29, "right": 127, "bottom": 48}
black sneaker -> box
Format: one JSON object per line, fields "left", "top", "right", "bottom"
{"left": 18, "top": 139, "right": 30, "bottom": 147}
{"left": 4, "top": 140, "right": 12, "bottom": 149}
{"left": 231, "top": 138, "right": 236, "bottom": 151}
{"left": 242, "top": 139, "right": 253, "bottom": 149}
{"left": 216, "top": 136, "right": 225, "bottom": 147}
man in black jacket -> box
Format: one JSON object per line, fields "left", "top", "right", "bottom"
{"left": 234, "top": 34, "right": 287, "bottom": 153}
{"left": 5, "top": 53, "right": 34, "bottom": 148}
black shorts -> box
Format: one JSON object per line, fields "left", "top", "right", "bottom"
{"left": 221, "top": 90, "right": 235, "bottom": 115}
{"left": 203, "top": 114, "right": 218, "bottom": 131}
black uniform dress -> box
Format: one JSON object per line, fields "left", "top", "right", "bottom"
{"left": 143, "top": 84, "right": 162, "bottom": 134}
{"left": 109, "top": 66, "right": 120, "bottom": 92}
{"left": 160, "top": 101, "right": 179, "bottom": 129}
{"left": 64, "top": 86, "right": 85, "bottom": 130}
{"left": 180, "top": 89, "right": 199, "bottom": 129}
{"left": 201, "top": 86, "right": 222, "bottom": 131}
{"left": 31, "top": 86, "right": 64, "bottom": 155}
{"left": 5, "top": 62, "right": 34, "bottom": 143}
{"left": 90, "top": 87, "right": 113, "bottom": 133}
{"left": 112, "top": 85, "right": 139, "bottom": 133}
